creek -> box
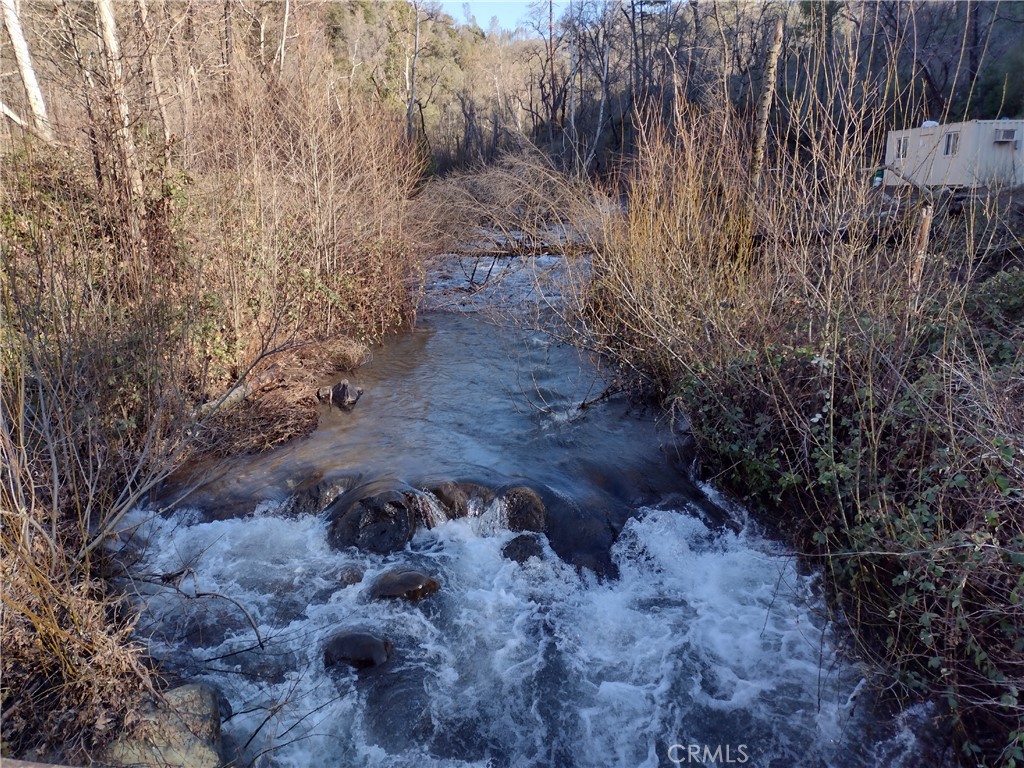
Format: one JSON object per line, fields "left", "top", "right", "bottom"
{"left": 120, "top": 256, "right": 945, "bottom": 767}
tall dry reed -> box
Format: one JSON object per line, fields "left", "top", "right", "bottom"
{"left": 568, "top": 40, "right": 1023, "bottom": 768}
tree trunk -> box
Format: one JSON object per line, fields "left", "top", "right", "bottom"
{"left": 58, "top": 0, "right": 106, "bottom": 193}
{"left": 406, "top": 2, "right": 420, "bottom": 143}
{"left": 584, "top": 24, "right": 610, "bottom": 171}
{"left": 547, "top": 0, "right": 556, "bottom": 147}
{"left": 748, "top": 15, "right": 784, "bottom": 197}
{"left": 136, "top": 0, "right": 171, "bottom": 163}
{"left": 276, "top": 0, "right": 290, "bottom": 75}
{"left": 221, "top": 0, "right": 234, "bottom": 82}
{"left": 1, "top": 0, "right": 55, "bottom": 142}
{"left": 97, "top": 0, "right": 145, "bottom": 238}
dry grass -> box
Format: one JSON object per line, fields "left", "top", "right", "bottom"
{"left": 1, "top": 150, "right": 170, "bottom": 760}
{"left": 563, "top": 74, "right": 1024, "bottom": 768}
{"left": 1, "top": 6, "right": 424, "bottom": 762}
{"left": 422, "top": 147, "right": 605, "bottom": 257}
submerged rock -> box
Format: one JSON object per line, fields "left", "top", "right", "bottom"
{"left": 546, "top": 511, "right": 620, "bottom": 580}
{"left": 367, "top": 568, "right": 440, "bottom": 601}
{"left": 502, "top": 533, "right": 546, "bottom": 564}
{"left": 101, "top": 683, "right": 224, "bottom": 768}
{"left": 502, "top": 486, "right": 546, "bottom": 532}
{"left": 324, "top": 631, "right": 393, "bottom": 670}
{"left": 337, "top": 565, "right": 364, "bottom": 586}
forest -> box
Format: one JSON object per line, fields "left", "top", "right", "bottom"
{"left": 2, "top": 1, "right": 1023, "bottom": 766}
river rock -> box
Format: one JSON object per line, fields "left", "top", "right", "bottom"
{"left": 281, "top": 475, "right": 354, "bottom": 517}
{"left": 546, "top": 511, "right": 620, "bottom": 580}
{"left": 326, "top": 481, "right": 420, "bottom": 553}
{"left": 337, "top": 564, "right": 364, "bottom": 586}
{"left": 502, "top": 486, "right": 546, "bottom": 532}
{"left": 324, "top": 631, "right": 393, "bottom": 670}
{"left": 429, "top": 481, "right": 496, "bottom": 518}
{"left": 316, "top": 379, "right": 363, "bottom": 411}
{"left": 100, "top": 683, "right": 223, "bottom": 768}
{"left": 502, "top": 533, "right": 546, "bottom": 564}
{"left": 367, "top": 568, "right": 440, "bottom": 601}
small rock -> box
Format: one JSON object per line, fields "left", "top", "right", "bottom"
{"left": 324, "top": 631, "right": 393, "bottom": 670}
{"left": 367, "top": 568, "right": 440, "bottom": 601}
{"left": 337, "top": 565, "right": 364, "bottom": 586}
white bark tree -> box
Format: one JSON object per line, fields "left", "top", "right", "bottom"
{"left": 136, "top": 0, "right": 171, "bottom": 158}
{"left": 1, "top": 0, "right": 55, "bottom": 141}
{"left": 97, "top": 0, "right": 145, "bottom": 237}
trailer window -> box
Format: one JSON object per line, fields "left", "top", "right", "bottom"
{"left": 943, "top": 131, "right": 960, "bottom": 156}
{"left": 895, "top": 136, "right": 909, "bottom": 159}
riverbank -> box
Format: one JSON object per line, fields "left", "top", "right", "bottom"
{"left": 0, "top": 70, "right": 424, "bottom": 762}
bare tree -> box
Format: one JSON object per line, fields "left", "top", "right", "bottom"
{"left": 1, "top": 0, "right": 55, "bottom": 141}
{"left": 97, "top": 0, "right": 145, "bottom": 240}
{"left": 136, "top": 0, "right": 171, "bottom": 161}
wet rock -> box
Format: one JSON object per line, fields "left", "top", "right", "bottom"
{"left": 367, "top": 568, "right": 440, "bottom": 601}
{"left": 502, "top": 486, "right": 546, "bottom": 532}
{"left": 324, "top": 631, "right": 393, "bottom": 670}
{"left": 502, "top": 534, "right": 546, "bottom": 564}
{"left": 316, "top": 379, "right": 363, "bottom": 411}
{"left": 281, "top": 476, "right": 354, "bottom": 517}
{"left": 563, "top": 519, "right": 619, "bottom": 578}
{"left": 544, "top": 500, "right": 620, "bottom": 580}
{"left": 429, "top": 481, "right": 496, "bottom": 518}
{"left": 337, "top": 565, "right": 364, "bottom": 586}
{"left": 101, "top": 683, "right": 223, "bottom": 768}
{"left": 326, "top": 480, "right": 420, "bottom": 553}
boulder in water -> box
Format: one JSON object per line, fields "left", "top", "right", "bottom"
{"left": 502, "top": 533, "right": 546, "bottom": 564}
{"left": 367, "top": 568, "right": 440, "bottom": 601}
{"left": 317, "top": 379, "right": 363, "bottom": 411}
{"left": 429, "top": 481, "right": 496, "bottom": 518}
{"left": 326, "top": 480, "right": 420, "bottom": 553}
{"left": 281, "top": 475, "right": 355, "bottom": 517}
{"left": 502, "top": 486, "right": 546, "bottom": 532}
{"left": 324, "top": 631, "right": 393, "bottom": 670}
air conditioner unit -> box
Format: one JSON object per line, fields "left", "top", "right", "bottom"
{"left": 994, "top": 127, "right": 1018, "bottom": 142}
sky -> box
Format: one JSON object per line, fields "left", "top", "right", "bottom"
{"left": 438, "top": 1, "right": 567, "bottom": 33}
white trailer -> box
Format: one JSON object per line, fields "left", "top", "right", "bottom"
{"left": 884, "top": 119, "right": 1024, "bottom": 189}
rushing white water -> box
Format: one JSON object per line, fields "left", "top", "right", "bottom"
{"left": 121, "top": 499, "right": 935, "bottom": 768}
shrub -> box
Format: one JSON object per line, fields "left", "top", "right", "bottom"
{"left": 571, "top": 96, "right": 1024, "bottom": 765}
